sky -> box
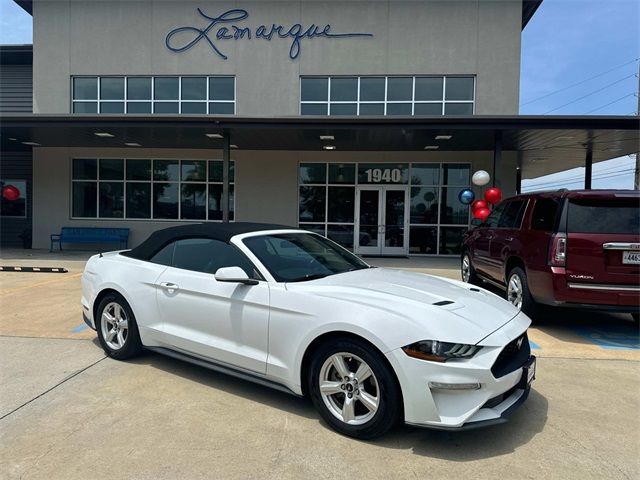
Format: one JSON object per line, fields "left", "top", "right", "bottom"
{"left": 0, "top": 0, "right": 638, "bottom": 190}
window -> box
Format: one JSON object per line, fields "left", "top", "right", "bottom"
{"left": 498, "top": 200, "right": 527, "bottom": 229}
{"left": 300, "top": 76, "right": 475, "bottom": 116}
{"left": 72, "top": 76, "right": 235, "bottom": 114}
{"left": 485, "top": 202, "right": 506, "bottom": 228}
{"left": 568, "top": 199, "right": 640, "bottom": 234}
{"left": 299, "top": 162, "right": 470, "bottom": 254}
{"left": 531, "top": 198, "right": 560, "bottom": 231}
{"left": 150, "top": 242, "right": 175, "bottom": 266}
{"left": 0, "top": 180, "right": 27, "bottom": 217}
{"left": 171, "top": 238, "right": 259, "bottom": 277}
{"left": 71, "top": 158, "right": 234, "bottom": 220}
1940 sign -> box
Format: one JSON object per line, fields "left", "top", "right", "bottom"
{"left": 165, "top": 8, "right": 373, "bottom": 60}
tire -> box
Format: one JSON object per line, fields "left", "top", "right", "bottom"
{"left": 506, "top": 267, "right": 536, "bottom": 316}
{"left": 96, "top": 292, "right": 143, "bottom": 360}
{"left": 461, "top": 251, "right": 479, "bottom": 285}
{"left": 307, "top": 338, "right": 402, "bottom": 440}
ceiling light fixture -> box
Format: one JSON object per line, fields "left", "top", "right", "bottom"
{"left": 124, "top": 142, "right": 141, "bottom": 147}
{"left": 94, "top": 132, "right": 114, "bottom": 138}
{"left": 206, "top": 133, "right": 224, "bottom": 139}
{"left": 323, "top": 145, "right": 336, "bottom": 150}
{"left": 435, "top": 135, "right": 452, "bottom": 140}
{"left": 424, "top": 145, "right": 439, "bottom": 150}
{"left": 320, "top": 135, "right": 335, "bottom": 141}
{"left": 230, "top": 144, "right": 238, "bottom": 149}
{"left": 8, "top": 137, "right": 17, "bottom": 141}
{"left": 22, "top": 141, "right": 41, "bottom": 146}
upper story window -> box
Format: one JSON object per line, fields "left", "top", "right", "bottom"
{"left": 300, "top": 76, "right": 474, "bottom": 116}
{"left": 72, "top": 76, "right": 235, "bottom": 114}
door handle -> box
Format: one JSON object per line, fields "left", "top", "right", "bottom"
{"left": 505, "top": 237, "right": 514, "bottom": 242}
{"left": 159, "top": 282, "right": 179, "bottom": 293}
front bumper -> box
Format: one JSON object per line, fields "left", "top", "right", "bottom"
{"left": 387, "top": 312, "right": 534, "bottom": 429}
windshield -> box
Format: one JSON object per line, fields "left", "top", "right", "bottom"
{"left": 243, "top": 233, "right": 370, "bottom": 282}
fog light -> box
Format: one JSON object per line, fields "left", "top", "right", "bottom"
{"left": 428, "top": 381, "right": 481, "bottom": 390}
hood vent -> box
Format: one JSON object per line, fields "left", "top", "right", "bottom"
{"left": 432, "top": 300, "right": 454, "bottom": 306}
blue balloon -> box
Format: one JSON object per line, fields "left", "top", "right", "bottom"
{"left": 458, "top": 188, "right": 475, "bottom": 205}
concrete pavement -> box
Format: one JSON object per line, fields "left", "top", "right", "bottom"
{"left": 0, "top": 249, "right": 638, "bottom": 479}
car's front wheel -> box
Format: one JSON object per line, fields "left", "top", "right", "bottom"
{"left": 461, "top": 251, "right": 479, "bottom": 284}
{"left": 96, "top": 292, "right": 143, "bottom": 360}
{"left": 507, "top": 267, "right": 536, "bottom": 316}
{"left": 307, "top": 338, "right": 402, "bottom": 439}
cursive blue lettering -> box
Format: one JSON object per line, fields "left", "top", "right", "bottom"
{"left": 165, "top": 8, "right": 372, "bottom": 60}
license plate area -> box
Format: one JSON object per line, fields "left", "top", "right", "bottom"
{"left": 622, "top": 251, "right": 640, "bottom": 265}
{"left": 519, "top": 356, "right": 536, "bottom": 388}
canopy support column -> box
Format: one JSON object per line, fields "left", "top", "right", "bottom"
{"left": 516, "top": 153, "right": 522, "bottom": 194}
{"left": 222, "top": 133, "right": 230, "bottom": 222}
{"left": 493, "top": 130, "right": 502, "bottom": 188}
{"left": 584, "top": 147, "right": 593, "bottom": 190}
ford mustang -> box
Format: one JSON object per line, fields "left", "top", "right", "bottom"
{"left": 81, "top": 223, "right": 535, "bottom": 439}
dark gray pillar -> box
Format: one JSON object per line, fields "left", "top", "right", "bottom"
{"left": 222, "top": 133, "right": 230, "bottom": 222}
{"left": 584, "top": 148, "right": 593, "bottom": 190}
{"left": 493, "top": 130, "right": 502, "bottom": 188}
{"left": 516, "top": 153, "right": 522, "bottom": 194}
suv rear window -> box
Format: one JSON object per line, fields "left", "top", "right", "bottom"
{"left": 568, "top": 199, "right": 640, "bottom": 234}
{"left": 531, "top": 198, "right": 560, "bottom": 231}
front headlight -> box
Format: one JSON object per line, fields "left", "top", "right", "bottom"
{"left": 402, "top": 340, "right": 481, "bottom": 363}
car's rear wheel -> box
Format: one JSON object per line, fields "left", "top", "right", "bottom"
{"left": 307, "top": 338, "right": 401, "bottom": 439}
{"left": 461, "top": 252, "right": 479, "bottom": 285}
{"left": 96, "top": 292, "right": 142, "bottom": 360}
{"left": 507, "top": 267, "right": 536, "bottom": 316}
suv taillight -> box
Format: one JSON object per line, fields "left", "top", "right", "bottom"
{"left": 549, "top": 233, "right": 567, "bottom": 267}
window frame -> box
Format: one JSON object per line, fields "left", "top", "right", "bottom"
{"left": 297, "top": 162, "right": 471, "bottom": 255}
{"left": 70, "top": 158, "right": 235, "bottom": 222}
{"left": 300, "top": 75, "right": 476, "bottom": 116}
{"left": 71, "top": 75, "right": 236, "bottom": 115}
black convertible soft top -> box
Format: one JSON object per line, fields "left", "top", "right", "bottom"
{"left": 122, "top": 222, "right": 294, "bottom": 260}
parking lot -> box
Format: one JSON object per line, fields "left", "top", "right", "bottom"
{"left": 1, "top": 250, "right": 638, "bottom": 479}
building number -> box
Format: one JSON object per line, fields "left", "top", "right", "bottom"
{"left": 365, "top": 168, "right": 402, "bottom": 183}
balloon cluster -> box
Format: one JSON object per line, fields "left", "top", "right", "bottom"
{"left": 457, "top": 170, "right": 502, "bottom": 222}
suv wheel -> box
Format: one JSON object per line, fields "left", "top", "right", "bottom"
{"left": 461, "top": 252, "right": 479, "bottom": 285}
{"left": 507, "top": 267, "right": 536, "bottom": 315}
{"left": 307, "top": 338, "right": 402, "bottom": 439}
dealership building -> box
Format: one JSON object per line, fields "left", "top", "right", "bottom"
{"left": 1, "top": 0, "right": 638, "bottom": 255}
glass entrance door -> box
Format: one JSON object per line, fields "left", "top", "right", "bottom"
{"left": 355, "top": 186, "right": 409, "bottom": 256}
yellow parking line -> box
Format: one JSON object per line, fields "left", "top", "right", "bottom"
{"left": 0, "top": 273, "right": 82, "bottom": 295}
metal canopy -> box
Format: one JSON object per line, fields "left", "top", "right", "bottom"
{"left": 1, "top": 114, "right": 638, "bottom": 180}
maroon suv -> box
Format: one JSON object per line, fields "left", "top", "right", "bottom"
{"left": 461, "top": 189, "right": 640, "bottom": 321}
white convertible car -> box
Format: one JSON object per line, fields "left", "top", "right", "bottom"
{"left": 81, "top": 223, "right": 535, "bottom": 439}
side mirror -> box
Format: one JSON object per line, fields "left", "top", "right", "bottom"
{"left": 214, "top": 266, "right": 258, "bottom": 285}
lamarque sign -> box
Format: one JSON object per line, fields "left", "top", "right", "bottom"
{"left": 165, "top": 8, "right": 373, "bottom": 60}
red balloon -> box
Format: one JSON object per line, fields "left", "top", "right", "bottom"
{"left": 471, "top": 199, "right": 488, "bottom": 212}
{"left": 473, "top": 207, "right": 491, "bottom": 221}
{"left": 2, "top": 185, "right": 20, "bottom": 201}
{"left": 484, "top": 187, "right": 502, "bottom": 205}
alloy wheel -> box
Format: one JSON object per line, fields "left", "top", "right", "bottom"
{"left": 461, "top": 255, "right": 471, "bottom": 282}
{"left": 318, "top": 352, "right": 380, "bottom": 425}
{"left": 507, "top": 273, "right": 523, "bottom": 309}
{"left": 100, "top": 301, "right": 129, "bottom": 350}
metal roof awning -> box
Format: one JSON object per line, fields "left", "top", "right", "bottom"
{"left": 1, "top": 114, "right": 638, "bottom": 180}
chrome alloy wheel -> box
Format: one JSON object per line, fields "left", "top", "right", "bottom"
{"left": 318, "top": 352, "right": 380, "bottom": 425}
{"left": 100, "top": 302, "right": 129, "bottom": 350}
{"left": 461, "top": 254, "right": 471, "bottom": 282}
{"left": 507, "top": 273, "right": 524, "bottom": 310}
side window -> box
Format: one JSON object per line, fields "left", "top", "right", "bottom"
{"left": 150, "top": 242, "right": 175, "bottom": 266}
{"left": 498, "top": 200, "right": 526, "bottom": 229}
{"left": 531, "top": 198, "right": 560, "bottom": 231}
{"left": 172, "top": 238, "right": 260, "bottom": 278}
{"left": 485, "top": 202, "right": 506, "bottom": 228}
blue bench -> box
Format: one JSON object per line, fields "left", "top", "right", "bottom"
{"left": 50, "top": 227, "right": 129, "bottom": 252}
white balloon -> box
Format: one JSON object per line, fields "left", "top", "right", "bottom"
{"left": 472, "top": 170, "right": 491, "bottom": 186}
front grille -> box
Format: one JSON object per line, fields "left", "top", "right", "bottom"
{"left": 491, "top": 332, "right": 530, "bottom": 378}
